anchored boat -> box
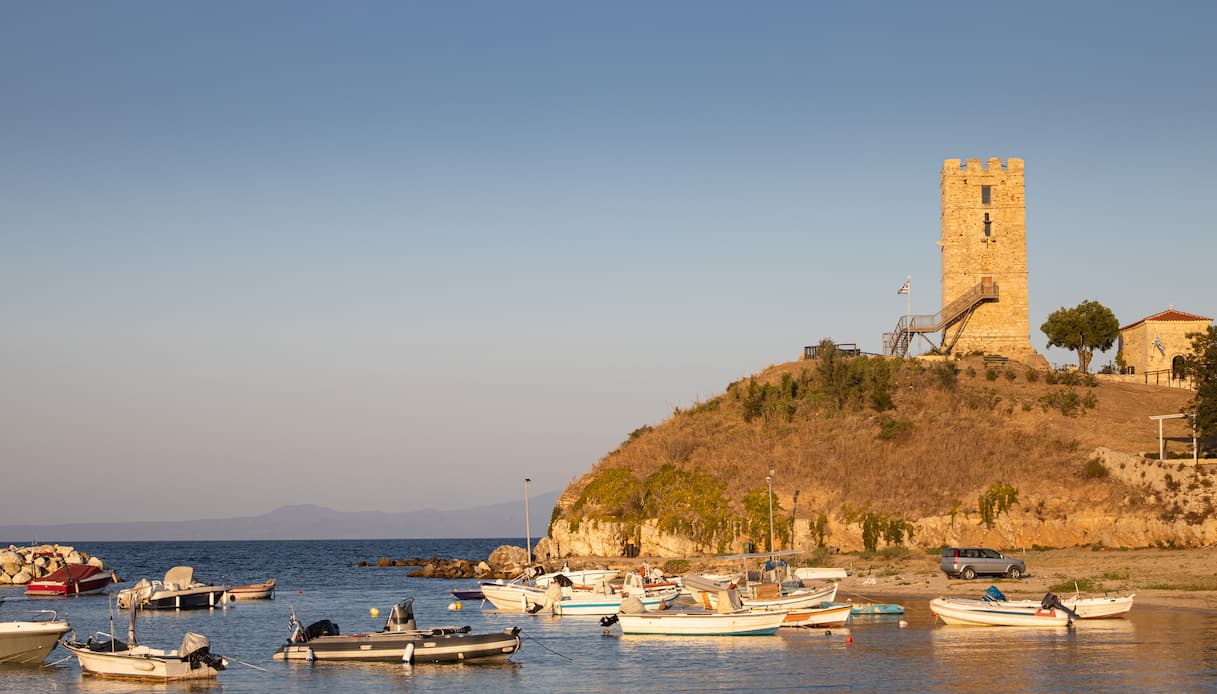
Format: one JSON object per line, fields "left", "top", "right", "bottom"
{"left": 274, "top": 597, "right": 522, "bottom": 664}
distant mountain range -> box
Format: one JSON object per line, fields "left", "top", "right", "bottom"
{"left": 0, "top": 491, "right": 560, "bottom": 542}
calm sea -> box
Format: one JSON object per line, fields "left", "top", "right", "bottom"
{"left": 2, "top": 539, "right": 1216, "bottom": 692}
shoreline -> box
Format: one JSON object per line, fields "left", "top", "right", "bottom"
{"left": 554, "top": 546, "right": 1217, "bottom": 611}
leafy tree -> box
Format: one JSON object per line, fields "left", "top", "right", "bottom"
{"left": 1183, "top": 325, "right": 1217, "bottom": 441}
{"left": 1040, "top": 300, "right": 1119, "bottom": 373}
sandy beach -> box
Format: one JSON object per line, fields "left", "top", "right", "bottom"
{"left": 831, "top": 547, "right": 1217, "bottom": 610}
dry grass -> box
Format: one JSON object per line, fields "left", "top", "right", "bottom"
{"left": 566, "top": 355, "right": 1200, "bottom": 525}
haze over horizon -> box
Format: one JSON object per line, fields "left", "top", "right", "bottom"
{"left": 4, "top": 2, "right": 1215, "bottom": 524}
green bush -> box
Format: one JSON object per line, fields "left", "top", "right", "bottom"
{"left": 1040, "top": 388, "right": 1083, "bottom": 416}
{"left": 978, "top": 482, "right": 1019, "bottom": 529}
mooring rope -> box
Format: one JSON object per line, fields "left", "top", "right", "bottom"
{"left": 229, "top": 656, "right": 273, "bottom": 673}
{"left": 42, "top": 653, "right": 75, "bottom": 669}
{"left": 517, "top": 630, "right": 572, "bottom": 661}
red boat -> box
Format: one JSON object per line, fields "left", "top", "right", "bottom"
{"left": 25, "top": 564, "right": 117, "bottom": 597}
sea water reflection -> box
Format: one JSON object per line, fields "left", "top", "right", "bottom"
{"left": 2, "top": 540, "right": 1216, "bottom": 692}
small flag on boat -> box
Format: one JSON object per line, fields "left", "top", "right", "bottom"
{"left": 896, "top": 278, "right": 910, "bottom": 295}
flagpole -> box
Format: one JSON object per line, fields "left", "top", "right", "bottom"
{"left": 905, "top": 275, "right": 911, "bottom": 353}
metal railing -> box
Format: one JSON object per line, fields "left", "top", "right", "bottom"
{"left": 882, "top": 281, "right": 1000, "bottom": 356}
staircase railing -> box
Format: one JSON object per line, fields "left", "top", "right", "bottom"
{"left": 882, "top": 280, "right": 1000, "bottom": 356}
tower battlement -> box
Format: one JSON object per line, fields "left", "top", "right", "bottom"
{"left": 943, "top": 157, "right": 1024, "bottom": 174}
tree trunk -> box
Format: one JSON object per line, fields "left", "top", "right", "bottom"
{"left": 1077, "top": 348, "right": 1092, "bottom": 374}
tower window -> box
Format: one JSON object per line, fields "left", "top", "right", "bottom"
{"left": 981, "top": 185, "right": 991, "bottom": 205}
{"left": 983, "top": 213, "right": 992, "bottom": 237}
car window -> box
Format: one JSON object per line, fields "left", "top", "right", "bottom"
{"left": 982, "top": 549, "right": 1000, "bottom": 559}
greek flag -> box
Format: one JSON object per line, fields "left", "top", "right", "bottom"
{"left": 1154, "top": 334, "right": 1165, "bottom": 355}
{"left": 896, "top": 278, "right": 910, "bottom": 295}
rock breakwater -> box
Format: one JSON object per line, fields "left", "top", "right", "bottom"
{"left": 0, "top": 544, "right": 113, "bottom": 585}
{"left": 353, "top": 545, "right": 535, "bottom": 579}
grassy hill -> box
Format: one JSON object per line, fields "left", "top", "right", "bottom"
{"left": 550, "top": 349, "right": 1209, "bottom": 555}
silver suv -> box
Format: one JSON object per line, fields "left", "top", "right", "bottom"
{"left": 940, "top": 547, "right": 1026, "bottom": 580}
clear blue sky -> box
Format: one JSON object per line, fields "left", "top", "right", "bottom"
{"left": 3, "top": 2, "right": 1215, "bottom": 524}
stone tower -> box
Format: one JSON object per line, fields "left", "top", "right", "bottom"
{"left": 939, "top": 157, "right": 1035, "bottom": 357}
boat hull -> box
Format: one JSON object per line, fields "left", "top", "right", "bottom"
{"left": 0, "top": 621, "right": 71, "bottom": 664}
{"left": 929, "top": 598, "right": 1071, "bottom": 627}
{"left": 62, "top": 642, "right": 222, "bottom": 681}
{"left": 990, "top": 595, "right": 1134, "bottom": 619}
{"left": 144, "top": 587, "right": 228, "bottom": 610}
{"left": 738, "top": 584, "right": 838, "bottom": 610}
{"left": 778, "top": 603, "right": 854, "bottom": 628}
{"left": 273, "top": 628, "right": 522, "bottom": 663}
{"left": 616, "top": 610, "right": 787, "bottom": 636}
{"left": 553, "top": 586, "right": 680, "bottom": 616}
{"left": 25, "top": 567, "right": 116, "bottom": 597}
{"left": 225, "top": 579, "right": 275, "bottom": 601}
{"left": 479, "top": 583, "right": 548, "bottom": 611}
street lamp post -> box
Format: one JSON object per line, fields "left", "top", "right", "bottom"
{"left": 524, "top": 478, "right": 532, "bottom": 562}
{"left": 766, "top": 470, "right": 775, "bottom": 555}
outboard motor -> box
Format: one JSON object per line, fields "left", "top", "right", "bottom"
{"left": 1040, "top": 592, "right": 1080, "bottom": 622}
{"left": 179, "top": 632, "right": 226, "bottom": 671}
{"left": 385, "top": 598, "right": 418, "bottom": 632}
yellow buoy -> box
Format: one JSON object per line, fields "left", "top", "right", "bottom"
{"left": 370, "top": 607, "right": 380, "bottom": 617}
{"left": 449, "top": 601, "right": 462, "bottom": 611}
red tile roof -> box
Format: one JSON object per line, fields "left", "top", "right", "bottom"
{"left": 1121, "top": 309, "right": 1213, "bottom": 331}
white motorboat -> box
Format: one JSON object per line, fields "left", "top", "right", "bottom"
{"left": 273, "top": 597, "right": 522, "bottom": 664}
{"left": 117, "top": 566, "right": 228, "bottom": 610}
{"left": 612, "top": 609, "right": 788, "bottom": 636}
{"left": 60, "top": 603, "right": 226, "bottom": 681}
{"left": 0, "top": 606, "right": 71, "bottom": 664}
{"left": 603, "top": 589, "right": 787, "bottom": 636}
{"left": 929, "top": 596, "right": 1072, "bottom": 627}
{"left": 964, "top": 586, "right": 1134, "bottom": 619}
{"left": 550, "top": 573, "right": 679, "bottom": 616}
{"left": 533, "top": 565, "right": 620, "bottom": 588}
{"left": 776, "top": 602, "right": 854, "bottom": 628}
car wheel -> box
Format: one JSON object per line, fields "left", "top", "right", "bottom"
{"left": 1006, "top": 567, "right": 1022, "bottom": 579}
{"left": 961, "top": 567, "right": 976, "bottom": 580}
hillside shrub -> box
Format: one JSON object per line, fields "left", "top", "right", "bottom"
{"left": 876, "top": 416, "right": 912, "bottom": 441}
{"left": 978, "top": 482, "right": 1019, "bottom": 529}
{"left": 1081, "top": 458, "right": 1109, "bottom": 479}
{"left": 1041, "top": 388, "right": 1083, "bottom": 416}
{"left": 931, "top": 362, "right": 959, "bottom": 390}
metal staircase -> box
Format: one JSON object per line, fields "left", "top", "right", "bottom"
{"left": 883, "top": 279, "right": 1000, "bottom": 357}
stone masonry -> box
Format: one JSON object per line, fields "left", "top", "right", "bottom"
{"left": 1118, "top": 308, "right": 1212, "bottom": 379}
{"left": 939, "top": 157, "right": 1036, "bottom": 358}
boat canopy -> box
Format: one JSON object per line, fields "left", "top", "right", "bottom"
{"left": 164, "top": 566, "right": 195, "bottom": 590}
